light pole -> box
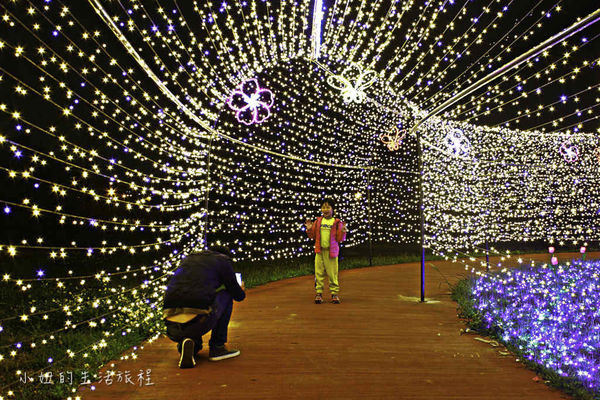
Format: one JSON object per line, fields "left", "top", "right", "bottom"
{"left": 416, "top": 129, "right": 426, "bottom": 302}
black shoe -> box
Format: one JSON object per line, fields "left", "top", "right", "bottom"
{"left": 179, "top": 338, "right": 196, "bottom": 369}
{"left": 178, "top": 341, "right": 202, "bottom": 356}
{"left": 314, "top": 293, "right": 323, "bottom": 304}
{"left": 209, "top": 346, "right": 241, "bottom": 361}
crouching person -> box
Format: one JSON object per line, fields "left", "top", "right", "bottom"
{"left": 163, "top": 246, "right": 246, "bottom": 368}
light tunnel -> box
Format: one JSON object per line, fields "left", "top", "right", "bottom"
{"left": 0, "top": 0, "right": 599, "bottom": 398}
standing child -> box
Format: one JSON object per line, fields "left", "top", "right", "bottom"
{"left": 304, "top": 198, "right": 347, "bottom": 304}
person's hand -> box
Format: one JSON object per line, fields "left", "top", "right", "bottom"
{"left": 305, "top": 219, "right": 313, "bottom": 229}
{"left": 241, "top": 281, "right": 246, "bottom": 291}
{"left": 339, "top": 222, "right": 348, "bottom": 233}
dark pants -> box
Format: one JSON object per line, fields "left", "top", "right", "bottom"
{"left": 165, "top": 291, "right": 233, "bottom": 353}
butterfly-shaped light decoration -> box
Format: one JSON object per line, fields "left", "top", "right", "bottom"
{"left": 444, "top": 128, "right": 471, "bottom": 158}
{"left": 226, "top": 78, "right": 274, "bottom": 125}
{"left": 559, "top": 140, "right": 580, "bottom": 163}
{"left": 327, "top": 63, "right": 377, "bottom": 104}
{"left": 379, "top": 127, "right": 406, "bottom": 151}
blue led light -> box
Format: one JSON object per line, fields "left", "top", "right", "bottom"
{"left": 472, "top": 259, "right": 600, "bottom": 391}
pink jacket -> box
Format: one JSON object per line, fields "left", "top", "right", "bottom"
{"left": 306, "top": 216, "right": 347, "bottom": 258}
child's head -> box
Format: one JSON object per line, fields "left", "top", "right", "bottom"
{"left": 321, "top": 198, "right": 334, "bottom": 218}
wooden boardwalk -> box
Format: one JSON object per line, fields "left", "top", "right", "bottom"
{"left": 80, "top": 253, "right": 586, "bottom": 399}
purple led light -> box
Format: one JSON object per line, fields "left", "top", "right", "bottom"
{"left": 226, "top": 79, "right": 274, "bottom": 126}
{"left": 472, "top": 259, "right": 600, "bottom": 391}
{"left": 559, "top": 141, "right": 580, "bottom": 163}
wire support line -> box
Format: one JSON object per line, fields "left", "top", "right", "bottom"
{"left": 415, "top": 0, "right": 555, "bottom": 108}
{"left": 0, "top": 198, "right": 200, "bottom": 229}
{"left": 407, "top": 0, "right": 508, "bottom": 103}
{"left": 409, "top": 8, "right": 600, "bottom": 136}
{"left": 0, "top": 135, "right": 200, "bottom": 198}
{"left": 1, "top": 263, "right": 162, "bottom": 283}
{"left": 0, "top": 255, "right": 183, "bottom": 325}
{"left": 0, "top": 226, "right": 194, "bottom": 253}
{"left": 456, "top": 31, "right": 600, "bottom": 124}
{"left": 395, "top": 0, "right": 474, "bottom": 90}
{"left": 25, "top": 0, "right": 207, "bottom": 155}
{"left": 0, "top": 3, "right": 206, "bottom": 169}
{"left": 86, "top": 2, "right": 418, "bottom": 174}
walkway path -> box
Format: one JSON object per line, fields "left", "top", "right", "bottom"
{"left": 81, "top": 253, "right": 586, "bottom": 399}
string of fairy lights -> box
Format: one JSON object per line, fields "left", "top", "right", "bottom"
{"left": 0, "top": 0, "right": 599, "bottom": 398}
{"left": 420, "top": 117, "right": 600, "bottom": 259}
{"left": 414, "top": 0, "right": 563, "bottom": 107}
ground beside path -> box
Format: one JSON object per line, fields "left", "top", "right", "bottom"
{"left": 81, "top": 252, "right": 590, "bottom": 400}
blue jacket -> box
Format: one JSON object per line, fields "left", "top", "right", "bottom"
{"left": 163, "top": 251, "right": 245, "bottom": 310}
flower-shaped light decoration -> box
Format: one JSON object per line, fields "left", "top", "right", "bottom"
{"left": 226, "top": 78, "right": 274, "bottom": 125}
{"left": 379, "top": 127, "right": 407, "bottom": 151}
{"left": 327, "top": 63, "right": 377, "bottom": 104}
{"left": 443, "top": 128, "right": 471, "bottom": 158}
{"left": 594, "top": 147, "right": 600, "bottom": 164}
{"left": 559, "top": 140, "right": 579, "bottom": 163}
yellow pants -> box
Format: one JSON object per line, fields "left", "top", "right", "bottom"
{"left": 315, "top": 251, "right": 339, "bottom": 295}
